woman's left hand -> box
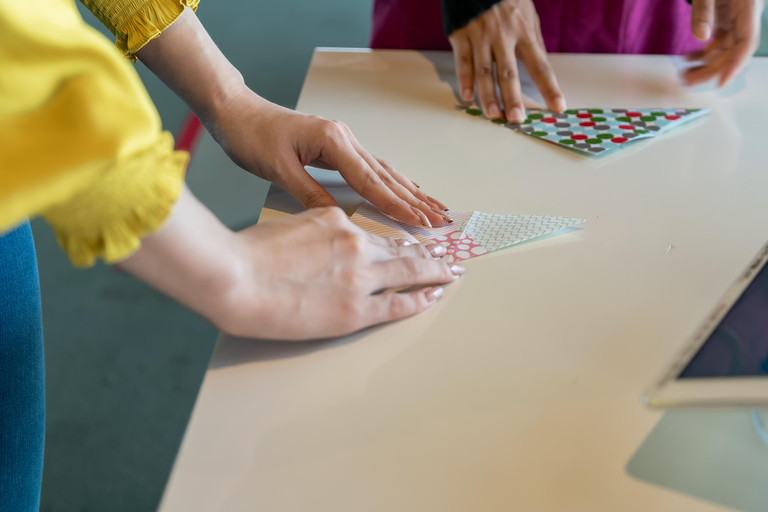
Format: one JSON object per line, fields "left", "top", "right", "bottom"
{"left": 209, "top": 89, "right": 451, "bottom": 228}
{"left": 137, "top": 7, "right": 450, "bottom": 229}
{"left": 684, "top": 0, "right": 764, "bottom": 87}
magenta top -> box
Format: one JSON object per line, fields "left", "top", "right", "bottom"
{"left": 371, "top": 0, "right": 704, "bottom": 55}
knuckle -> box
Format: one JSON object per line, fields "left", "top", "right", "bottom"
{"left": 383, "top": 197, "right": 401, "bottom": 216}
{"left": 476, "top": 63, "right": 494, "bottom": 76}
{"left": 341, "top": 230, "right": 368, "bottom": 256}
{"left": 317, "top": 205, "right": 347, "bottom": 223}
{"left": 322, "top": 120, "right": 347, "bottom": 142}
{"left": 341, "top": 267, "right": 368, "bottom": 289}
{"left": 387, "top": 296, "right": 413, "bottom": 319}
{"left": 497, "top": 66, "right": 517, "bottom": 80}
{"left": 338, "top": 295, "right": 365, "bottom": 323}
{"left": 332, "top": 119, "right": 350, "bottom": 135}
{"left": 415, "top": 244, "right": 433, "bottom": 259}
{"left": 400, "top": 256, "right": 421, "bottom": 277}
{"left": 304, "top": 190, "right": 331, "bottom": 209}
{"left": 358, "top": 170, "right": 381, "bottom": 197}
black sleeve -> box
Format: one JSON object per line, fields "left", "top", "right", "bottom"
{"left": 442, "top": 0, "right": 505, "bottom": 36}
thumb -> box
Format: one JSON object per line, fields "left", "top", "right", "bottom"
{"left": 280, "top": 163, "right": 339, "bottom": 209}
{"left": 691, "top": 0, "right": 715, "bottom": 41}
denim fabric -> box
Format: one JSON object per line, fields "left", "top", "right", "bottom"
{"left": 0, "top": 221, "right": 45, "bottom": 512}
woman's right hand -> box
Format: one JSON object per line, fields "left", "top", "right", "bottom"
{"left": 448, "top": 0, "right": 565, "bottom": 123}
{"left": 221, "top": 207, "right": 462, "bottom": 339}
{"left": 118, "top": 187, "right": 462, "bottom": 341}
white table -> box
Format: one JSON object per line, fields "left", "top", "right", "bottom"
{"left": 159, "top": 50, "right": 768, "bottom": 512}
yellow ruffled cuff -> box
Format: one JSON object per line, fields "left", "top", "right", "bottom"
{"left": 81, "top": 0, "right": 200, "bottom": 61}
{"left": 42, "top": 132, "right": 188, "bottom": 267}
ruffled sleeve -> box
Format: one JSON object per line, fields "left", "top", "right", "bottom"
{"left": 79, "top": 0, "right": 199, "bottom": 60}
{"left": 0, "top": 0, "right": 188, "bottom": 267}
{"left": 42, "top": 133, "right": 186, "bottom": 267}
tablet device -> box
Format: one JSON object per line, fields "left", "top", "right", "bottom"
{"left": 643, "top": 241, "right": 768, "bottom": 408}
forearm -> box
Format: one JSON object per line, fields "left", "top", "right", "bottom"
{"left": 116, "top": 185, "right": 242, "bottom": 331}
{"left": 135, "top": 7, "right": 251, "bottom": 127}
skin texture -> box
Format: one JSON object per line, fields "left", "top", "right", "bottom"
{"left": 118, "top": 187, "right": 463, "bottom": 340}
{"left": 137, "top": 8, "right": 450, "bottom": 228}
{"left": 448, "top": 0, "right": 763, "bottom": 122}
{"left": 110, "top": 7, "right": 467, "bottom": 340}
{"left": 685, "top": 0, "right": 764, "bottom": 87}
{"left": 448, "top": 0, "right": 565, "bottom": 123}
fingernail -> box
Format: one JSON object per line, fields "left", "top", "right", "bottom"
{"left": 431, "top": 207, "right": 453, "bottom": 223}
{"left": 462, "top": 88, "right": 473, "bottom": 101}
{"left": 428, "top": 244, "right": 447, "bottom": 257}
{"left": 400, "top": 240, "right": 412, "bottom": 246}
{"left": 427, "top": 195, "right": 449, "bottom": 211}
{"left": 412, "top": 181, "right": 420, "bottom": 188}
{"left": 411, "top": 206, "right": 432, "bottom": 228}
{"left": 553, "top": 96, "right": 566, "bottom": 113}
{"left": 694, "top": 22, "right": 711, "bottom": 41}
{"left": 450, "top": 264, "right": 465, "bottom": 276}
{"left": 488, "top": 103, "right": 501, "bottom": 119}
{"left": 425, "top": 286, "right": 444, "bottom": 302}
{"left": 510, "top": 107, "right": 525, "bottom": 123}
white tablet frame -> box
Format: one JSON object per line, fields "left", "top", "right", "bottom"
{"left": 643, "top": 240, "right": 768, "bottom": 408}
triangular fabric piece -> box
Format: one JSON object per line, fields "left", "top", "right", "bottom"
{"left": 460, "top": 106, "right": 710, "bottom": 157}
{"left": 349, "top": 202, "right": 584, "bottom": 262}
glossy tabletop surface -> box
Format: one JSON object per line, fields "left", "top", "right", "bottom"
{"left": 159, "top": 50, "right": 768, "bottom": 512}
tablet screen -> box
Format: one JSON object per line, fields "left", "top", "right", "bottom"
{"left": 680, "top": 261, "right": 768, "bottom": 378}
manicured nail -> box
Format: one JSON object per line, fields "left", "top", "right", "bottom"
{"left": 451, "top": 264, "right": 465, "bottom": 276}
{"left": 488, "top": 103, "right": 501, "bottom": 119}
{"left": 400, "top": 240, "right": 412, "bottom": 246}
{"left": 431, "top": 207, "right": 453, "bottom": 223}
{"left": 427, "top": 195, "right": 449, "bottom": 211}
{"left": 553, "top": 96, "right": 566, "bottom": 113}
{"left": 462, "top": 88, "right": 473, "bottom": 101}
{"left": 510, "top": 107, "right": 525, "bottom": 123}
{"left": 694, "top": 21, "right": 711, "bottom": 41}
{"left": 425, "top": 286, "right": 444, "bottom": 302}
{"left": 428, "top": 244, "right": 447, "bottom": 257}
{"left": 411, "top": 206, "right": 432, "bottom": 228}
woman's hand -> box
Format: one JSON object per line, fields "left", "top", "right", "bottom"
{"left": 209, "top": 89, "right": 451, "bottom": 229}
{"left": 684, "top": 0, "right": 764, "bottom": 87}
{"left": 118, "top": 187, "right": 463, "bottom": 341}
{"left": 137, "top": 8, "right": 450, "bottom": 228}
{"left": 448, "top": 0, "right": 565, "bottom": 123}
{"left": 222, "top": 206, "right": 462, "bottom": 339}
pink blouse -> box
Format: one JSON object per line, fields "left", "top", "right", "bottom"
{"left": 371, "top": 0, "right": 704, "bottom": 56}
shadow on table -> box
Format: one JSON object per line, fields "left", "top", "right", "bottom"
{"left": 627, "top": 409, "right": 768, "bottom": 512}
{"left": 209, "top": 323, "right": 387, "bottom": 369}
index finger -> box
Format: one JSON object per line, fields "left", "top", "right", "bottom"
{"left": 324, "top": 135, "right": 436, "bottom": 227}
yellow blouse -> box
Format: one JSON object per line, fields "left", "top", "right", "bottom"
{"left": 0, "top": 0, "right": 198, "bottom": 267}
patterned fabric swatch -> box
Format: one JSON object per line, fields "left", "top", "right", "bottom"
{"left": 461, "top": 106, "right": 710, "bottom": 156}
{"left": 350, "top": 202, "right": 584, "bottom": 263}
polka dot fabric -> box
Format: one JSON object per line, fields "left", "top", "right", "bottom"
{"left": 462, "top": 107, "right": 710, "bottom": 157}
{"left": 349, "top": 201, "right": 585, "bottom": 265}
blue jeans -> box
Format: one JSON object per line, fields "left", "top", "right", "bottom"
{"left": 0, "top": 221, "right": 45, "bottom": 512}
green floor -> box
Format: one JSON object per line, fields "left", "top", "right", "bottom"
{"left": 35, "top": 2, "right": 768, "bottom": 511}
{"left": 36, "top": 2, "right": 372, "bottom": 511}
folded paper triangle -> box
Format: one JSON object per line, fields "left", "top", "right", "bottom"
{"left": 350, "top": 202, "right": 585, "bottom": 262}
{"left": 460, "top": 106, "right": 710, "bottom": 157}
